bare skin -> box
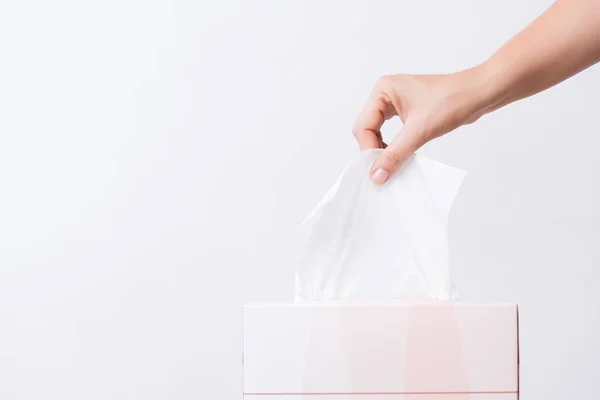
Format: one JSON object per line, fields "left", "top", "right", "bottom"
{"left": 353, "top": 0, "right": 600, "bottom": 185}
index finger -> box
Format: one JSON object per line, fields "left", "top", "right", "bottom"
{"left": 352, "top": 91, "right": 396, "bottom": 150}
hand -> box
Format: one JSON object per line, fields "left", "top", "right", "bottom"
{"left": 353, "top": 71, "right": 486, "bottom": 184}
{"left": 354, "top": 0, "right": 600, "bottom": 185}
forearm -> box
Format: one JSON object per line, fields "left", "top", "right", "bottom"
{"left": 474, "top": 0, "right": 600, "bottom": 116}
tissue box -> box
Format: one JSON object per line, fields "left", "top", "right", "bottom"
{"left": 242, "top": 301, "right": 519, "bottom": 399}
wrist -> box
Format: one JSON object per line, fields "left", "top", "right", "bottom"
{"left": 437, "top": 65, "right": 501, "bottom": 129}
{"left": 462, "top": 62, "right": 505, "bottom": 121}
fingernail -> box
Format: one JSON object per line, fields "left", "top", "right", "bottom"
{"left": 371, "top": 168, "right": 389, "bottom": 185}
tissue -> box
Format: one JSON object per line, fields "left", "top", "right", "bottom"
{"left": 295, "top": 149, "right": 466, "bottom": 301}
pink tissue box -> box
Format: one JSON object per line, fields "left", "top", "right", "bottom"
{"left": 242, "top": 300, "right": 519, "bottom": 400}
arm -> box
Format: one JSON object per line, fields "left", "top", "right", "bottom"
{"left": 479, "top": 0, "right": 600, "bottom": 114}
{"left": 354, "top": 0, "right": 600, "bottom": 185}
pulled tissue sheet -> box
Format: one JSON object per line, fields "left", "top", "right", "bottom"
{"left": 295, "top": 149, "right": 466, "bottom": 301}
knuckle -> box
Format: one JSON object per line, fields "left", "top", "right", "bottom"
{"left": 382, "top": 151, "right": 403, "bottom": 167}
{"left": 375, "top": 75, "right": 392, "bottom": 89}
{"left": 352, "top": 119, "right": 365, "bottom": 139}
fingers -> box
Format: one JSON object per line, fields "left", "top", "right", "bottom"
{"left": 352, "top": 90, "right": 396, "bottom": 150}
{"left": 353, "top": 76, "right": 421, "bottom": 184}
{"left": 370, "top": 122, "right": 421, "bottom": 185}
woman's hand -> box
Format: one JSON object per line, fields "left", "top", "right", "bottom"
{"left": 354, "top": 0, "right": 600, "bottom": 185}
{"left": 353, "top": 71, "right": 487, "bottom": 184}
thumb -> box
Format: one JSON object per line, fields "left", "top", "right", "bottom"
{"left": 370, "top": 123, "right": 422, "bottom": 185}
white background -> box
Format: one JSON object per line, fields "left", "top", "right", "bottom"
{"left": 1, "top": 0, "right": 599, "bottom": 399}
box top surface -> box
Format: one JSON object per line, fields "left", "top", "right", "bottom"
{"left": 243, "top": 300, "right": 518, "bottom": 308}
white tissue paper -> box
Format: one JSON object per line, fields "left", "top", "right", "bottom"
{"left": 295, "top": 149, "right": 466, "bottom": 301}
